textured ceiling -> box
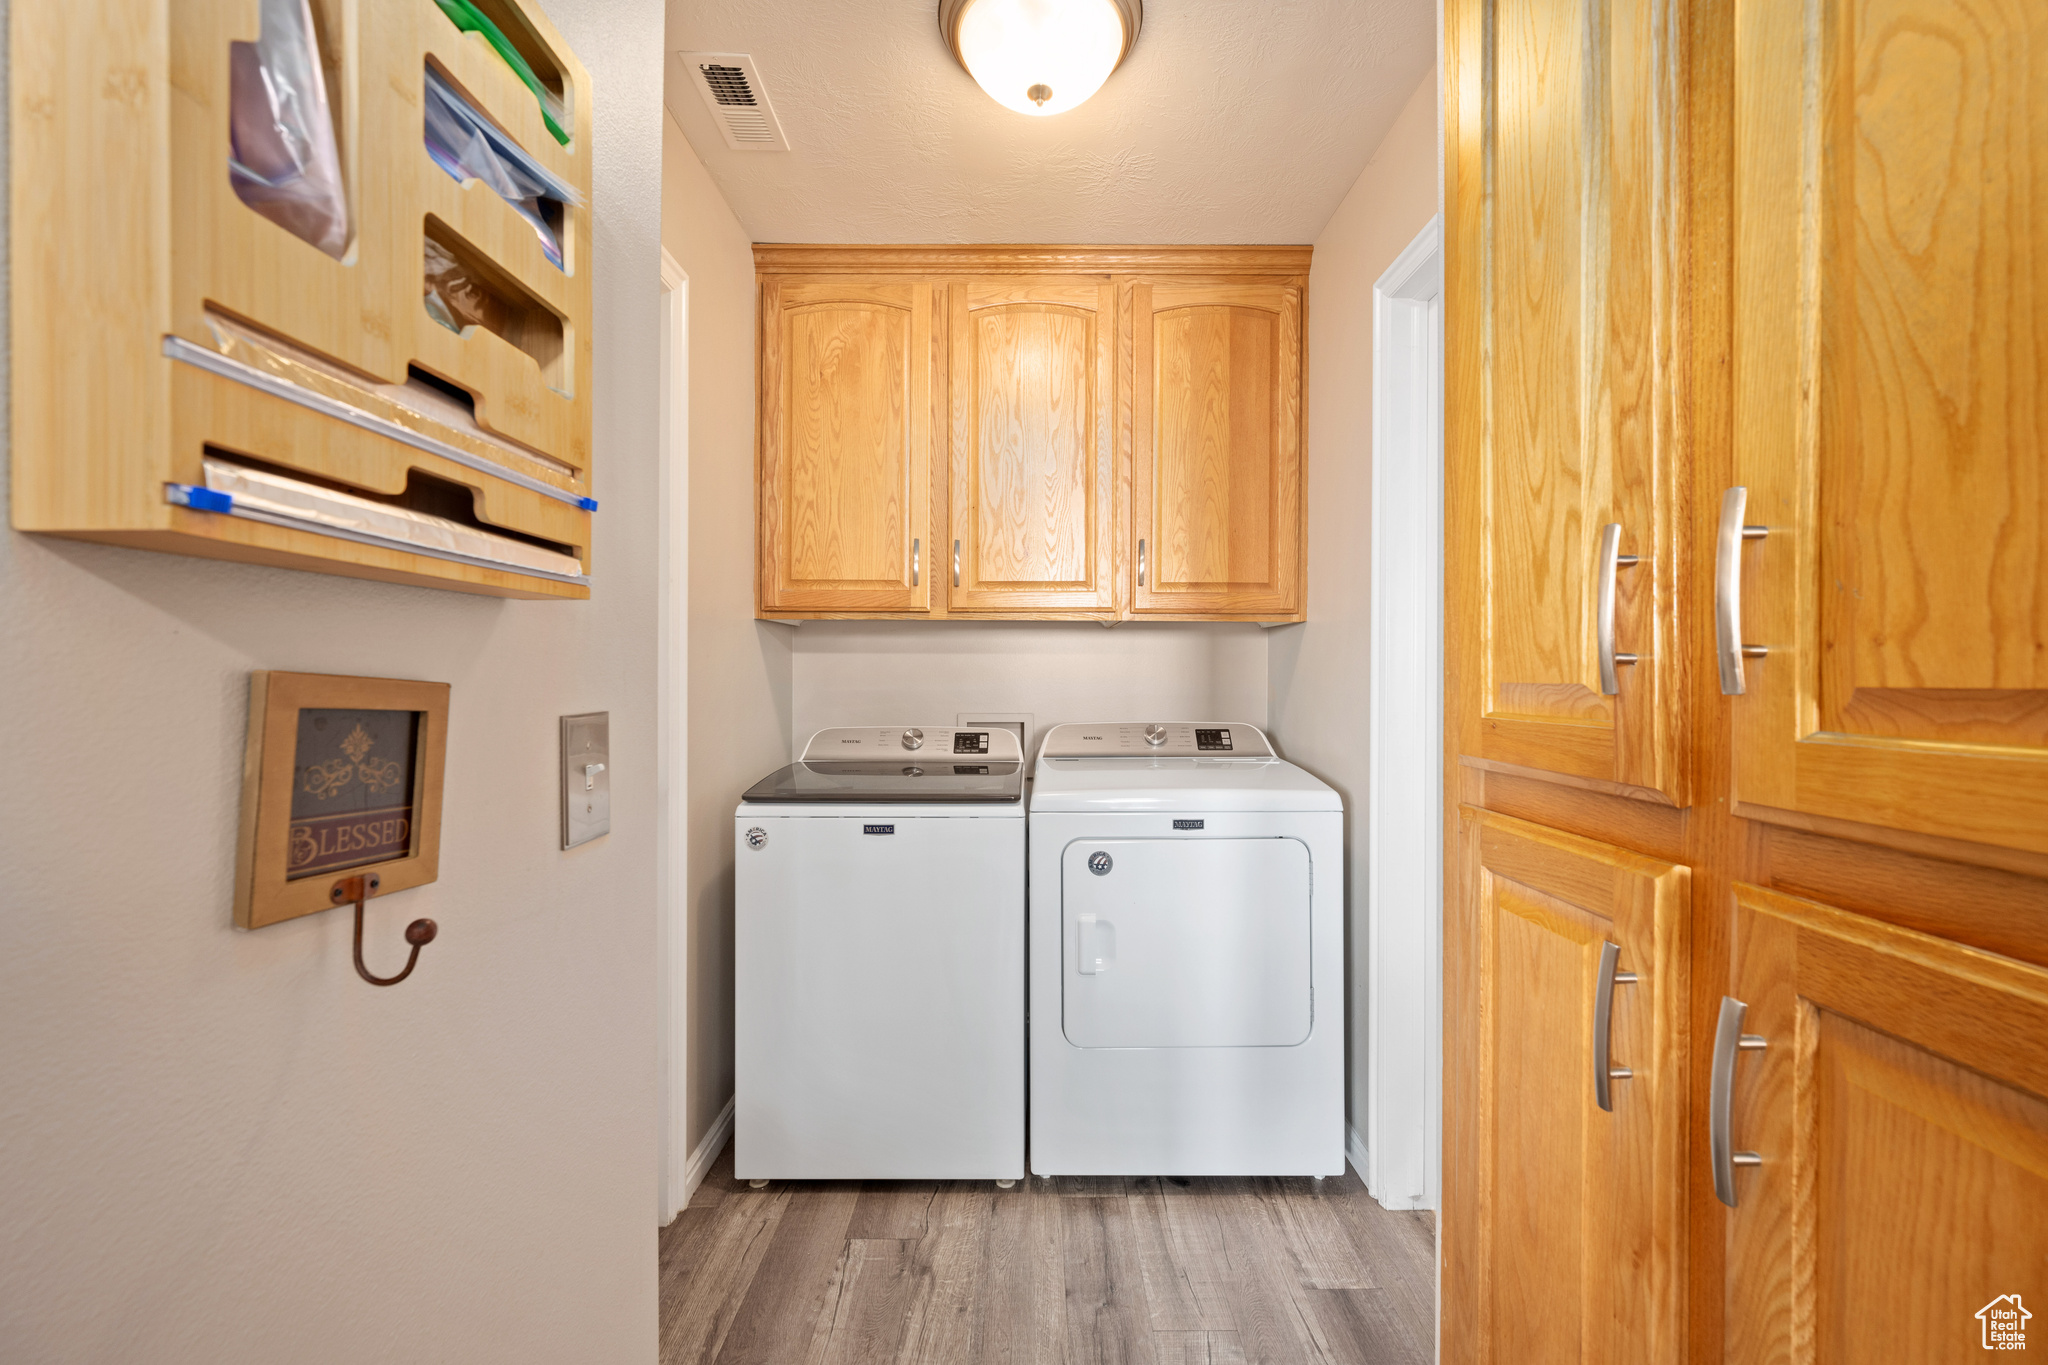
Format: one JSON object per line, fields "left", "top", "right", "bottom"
{"left": 661, "top": 0, "right": 1436, "bottom": 244}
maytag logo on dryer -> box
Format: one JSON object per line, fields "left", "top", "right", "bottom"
{"left": 1174, "top": 819, "right": 1205, "bottom": 830}
{"left": 864, "top": 824, "right": 895, "bottom": 835}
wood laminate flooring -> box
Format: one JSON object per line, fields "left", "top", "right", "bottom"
{"left": 659, "top": 1142, "right": 1436, "bottom": 1365}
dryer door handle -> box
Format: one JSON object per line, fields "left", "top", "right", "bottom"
{"left": 1076, "top": 915, "right": 1116, "bottom": 974}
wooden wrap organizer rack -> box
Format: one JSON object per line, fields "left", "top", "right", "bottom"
{"left": 12, "top": 0, "right": 595, "bottom": 599}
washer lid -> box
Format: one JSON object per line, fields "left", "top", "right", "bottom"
{"left": 742, "top": 760, "right": 1023, "bottom": 804}
{"left": 742, "top": 724, "right": 1027, "bottom": 803}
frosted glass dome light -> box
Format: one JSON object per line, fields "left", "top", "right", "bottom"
{"left": 941, "top": 0, "right": 1143, "bottom": 118}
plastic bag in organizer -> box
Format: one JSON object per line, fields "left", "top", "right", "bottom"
{"left": 424, "top": 66, "right": 580, "bottom": 268}
{"left": 422, "top": 236, "right": 512, "bottom": 337}
{"left": 229, "top": 0, "right": 351, "bottom": 258}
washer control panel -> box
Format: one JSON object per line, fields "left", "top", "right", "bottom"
{"left": 801, "top": 726, "right": 1024, "bottom": 762}
{"left": 1037, "top": 722, "right": 1276, "bottom": 759}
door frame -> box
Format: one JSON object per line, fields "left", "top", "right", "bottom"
{"left": 658, "top": 249, "right": 692, "bottom": 1222}
{"left": 1367, "top": 216, "right": 1444, "bottom": 1212}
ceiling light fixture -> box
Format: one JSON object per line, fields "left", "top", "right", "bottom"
{"left": 939, "top": 0, "right": 1143, "bottom": 117}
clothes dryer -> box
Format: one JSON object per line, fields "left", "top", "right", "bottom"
{"left": 1029, "top": 722, "right": 1343, "bottom": 1176}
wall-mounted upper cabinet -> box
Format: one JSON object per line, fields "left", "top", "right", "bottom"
{"left": 948, "top": 277, "right": 1115, "bottom": 616}
{"left": 753, "top": 247, "right": 1311, "bottom": 623}
{"left": 13, "top": 0, "right": 597, "bottom": 598}
{"left": 757, "top": 277, "right": 939, "bottom": 614}
{"left": 1128, "top": 280, "right": 1304, "bottom": 619}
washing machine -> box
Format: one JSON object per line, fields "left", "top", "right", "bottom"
{"left": 736, "top": 725, "right": 1025, "bottom": 1181}
{"left": 1029, "top": 721, "right": 1343, "bottom": 1176}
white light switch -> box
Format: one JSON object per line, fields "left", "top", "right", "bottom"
{"left": 561, "top": 712, "right": 610, "bottom": 848}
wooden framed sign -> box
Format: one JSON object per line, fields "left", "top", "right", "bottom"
{"left": 234, "top": 672, "right": 450, "bottom": 929}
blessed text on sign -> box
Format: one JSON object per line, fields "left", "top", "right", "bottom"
{"left": 287, "top": 708, "right": 420, "bottom": 878}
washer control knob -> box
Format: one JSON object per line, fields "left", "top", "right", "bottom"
{"left": 903, "top": 766, "right": 924, "bottom": 777}
{"left": 1144, "top": 724, "right": 1169, "bottom": 747}
{"left": 745, "top": 827, "right": 768, "bottom": 850}
{"left": 902, "top": 728, "right": 925, "bottom": 750}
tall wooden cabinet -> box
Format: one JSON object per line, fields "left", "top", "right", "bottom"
{"left": 1452, "top": 809, "right": 1687, "bottom": 1364}
{"left": 1728, "top": 0, "right": 2048, "bottom": 860}
{"left": 1447, "top": 0, "right": 1685, "bottom": 804}
{"left": 1445, "top": 0, "right": 2048, "bottom": 1360}
{"left": 1725, "top": 884, "right": 2048, "bottom": 1365}
{"left": 753, "top": 247, "right": 1310, "bottom": 623}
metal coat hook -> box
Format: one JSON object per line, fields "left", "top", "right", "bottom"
{"left": 331, "top": 873, "right": 437, "bottom": 986}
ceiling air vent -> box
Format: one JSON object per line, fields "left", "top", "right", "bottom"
{"left": 679, "top": 52, "right": 791, "bottom": 152}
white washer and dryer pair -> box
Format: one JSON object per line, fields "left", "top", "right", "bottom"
{"left": 1029, "top": 721, "right": 1345, "bottom": 1177}
{"left": 732, "top": 719, "right": 1342, "bottom": 1183}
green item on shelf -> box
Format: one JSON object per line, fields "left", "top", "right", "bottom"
{"left": 432, "top": 0, "right": 570, "bottom": 145}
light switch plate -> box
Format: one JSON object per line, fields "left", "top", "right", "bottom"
{"left": 561, "top": 712, "right": 610, "bottom": 849}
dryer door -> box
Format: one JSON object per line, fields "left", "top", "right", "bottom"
{"left": 1061, "top": 837, "right": 1312, "bottom": 1048}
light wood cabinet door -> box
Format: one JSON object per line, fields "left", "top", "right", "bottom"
{"left": 1723, "top": 884, "right": 2048, "bottom": 1364}
{"left": 1445, "top": 0, "right": 1685, "bottom": 802}
{"left": 1127, "top": 279, "right": 1304, "bottom": 618}
{"left": 1445, "top": 808, "right": 1686, "bottom": 1365}
{"left": 758, "top": 278, "right": 939, "bottom": 614}
{"left": 1728, "top": 0, "right": 2048, "bottom": 858}
{"left": 947, "top": 278, "right": 1115, "bottom": 614}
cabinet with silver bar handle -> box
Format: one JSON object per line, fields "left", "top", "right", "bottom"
{"left": 1444, "top": 0, "right": 2048, "bottom": 1356}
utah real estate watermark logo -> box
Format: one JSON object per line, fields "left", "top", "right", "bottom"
{"left": 1978, "top": 1294, "right": 2031, "bottom": 1351}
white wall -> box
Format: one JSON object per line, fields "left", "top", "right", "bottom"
{"left": 660, "top": 111, "right": 795, "bottom": 1159}
{"left": 0, "top": 2, "right": 665, "bottom": 1360}
{"left": 1265, "top": 70, "right": 1441, "bottom": 1171}
{"left": 791, "top": 622, "right": 1268, "bottom": 756}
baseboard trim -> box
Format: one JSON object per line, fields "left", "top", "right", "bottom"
{"left": 1347, "top": 1124, "right": 1371, "bottom": 1187}
{"left": 681, "top": 1096, "right": 735, "bottom": 1207}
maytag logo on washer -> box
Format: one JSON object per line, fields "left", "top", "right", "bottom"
{"left": 865, "top": 824, "right": 895, "bottom": 835}
{"left": 745, "top": 827, "right": 767, "bottom": 849}
{"left": 1174, "top": 819, "right": 1205, "bottom": 830}
{"left": 1087, "top": 851, "right": 1113, "bottom": 875}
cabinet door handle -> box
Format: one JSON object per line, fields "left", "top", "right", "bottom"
{"left": 1593, "top": 941, "right": 1638, "bottom": 1111}
{"left": 1710, "top": 996, "right": 1768, "bottom": 1206}
{"left": 1714, "top": 488, "right": 1770, "bottom": 694}
{"left": 911, "top": 538, "right": 920, "bottom": 587}
{"left": 953, "top": 539, "right": 961, "bottom": 588}
{"left": 1138, "top": 538, "right": 1147, "bottom": 587}
{"left": 1596, "top": 524, "right": 1641, "bottom": 696}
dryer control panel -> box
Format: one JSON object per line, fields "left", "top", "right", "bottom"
{"left": 1037, "top": 722, "right": 1276, "bottom": 760}
{"left": 800, "top": 726, "right": 1025, "bottom": 762}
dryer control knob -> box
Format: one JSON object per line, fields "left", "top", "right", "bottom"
{"left": 902, "top": 728, "right": 925, "bottom": 750}
{"left": 1144, "top": 724, "right": 1168, "bottom": 747}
